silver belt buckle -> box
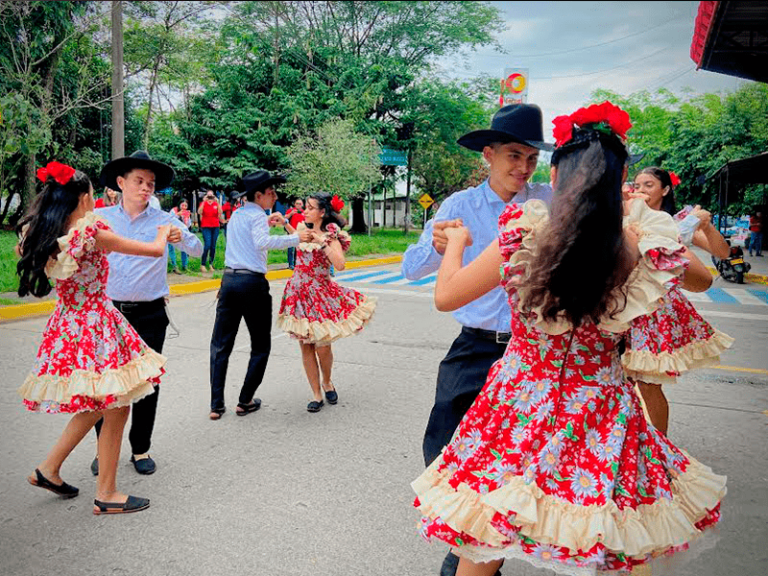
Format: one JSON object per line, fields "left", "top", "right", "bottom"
{"left": 496, "top": 332, "right": 510, "bottom": 344}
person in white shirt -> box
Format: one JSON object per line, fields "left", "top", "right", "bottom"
{"left": 208, "top": 171, "right": 312, "bottom": 420}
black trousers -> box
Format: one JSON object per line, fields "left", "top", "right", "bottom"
{"left": 95, "top": 302, "right": 169, "bottom": 455}
{"left": 423, "top": 327, "right": 508, "bottom": 466}
{"left": 209, "top": 271, "right": 272, "bottom": 411}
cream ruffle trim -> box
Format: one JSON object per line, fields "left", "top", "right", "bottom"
{"left": 276, "top": 297, "right": 376, "bottom": 345}
{"left": 295, "top": 222, "right": 351, "bottom": 252}
{"left": 505, "top": 200, "right": 686, "bottom": 335}
{"left": 623, "top": 329, "right": 734, "bottom": 382}
{"left": 45, "top": 211, "right": 107, "bottom": 280}
{"left": 412, "top": 450, "right": 725, "bottom": 559}
{"left": 18, "top": 348, "right": 166, "bottom": 408}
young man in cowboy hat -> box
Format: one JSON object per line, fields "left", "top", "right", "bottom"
{"left": 91, "top": 150, "right": 203, "bottom": 476}
{"left": 208, "top": 170, "right": 312, "bottom": 420}
{"left": 402, "top": 103, "right": 553, "bottom": 576}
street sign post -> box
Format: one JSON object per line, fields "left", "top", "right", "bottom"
{"left": 380, "top": 147, "right": 408, "bottom": 166}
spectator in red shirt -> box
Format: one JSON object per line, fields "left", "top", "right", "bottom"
{"left": 285, "top": 198, "right": 305, "bottom": 270}
{"left": 94, "top": 187, "right": 120, "bottom": 208}
{"left": 197, "top": 190, "right": 224, "bottom": 272}
{"left": 221, "top": 195, "right": 234, "bottom": 240}
{"left": 750, "top": 210, "right": 763, "bottom": 257}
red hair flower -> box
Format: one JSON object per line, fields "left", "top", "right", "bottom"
{"left": 669, "top": 171, "right": 681, "bottom": 187}
{"left": 330, "top": 195, "right": 345, "bottom": 212}
{"left": 551, "top": 101, "right": 632, "bottom": 148}
{"left": 36, "top": 161, "right": 76, "bottom": 185}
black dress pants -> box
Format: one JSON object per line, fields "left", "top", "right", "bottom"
{"left": 422, "top": 327, "right": 508, "bottom": 467}
{"left": 425, "top": 327, "right": 507, "bottom": 576}
{"left": 95, "top": 301, "right": 169, "bottom": 455}
{"left": 209, "top": 271, "right": 272, "bottom": 411}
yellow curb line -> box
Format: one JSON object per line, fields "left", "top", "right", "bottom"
{"left": 706, "top": 266, "right": 768, "bottom": 285}
{"left": 0, "top": 255, "right": 405, "bottom": 323}
{"left": 710, "top": 365, "right": 768, "bottom": 376}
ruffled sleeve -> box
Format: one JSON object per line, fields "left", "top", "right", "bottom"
{"left": 324, "top": 223, "right": 351, "bottom": 253}
{"left": 598, "top": 200, "right": 689, "bottom": 333}
{"left": 45, "top": 212, "right": 111, "bottom": 280}
{"left": 497, "top": 200, "right": 549, "bottom": 291}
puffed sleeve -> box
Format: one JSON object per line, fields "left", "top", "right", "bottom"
{"left": 45, "top": 212, "right": 111, "bottom": 280}
{"left": 497, "top": 200, "right": 549, "bottom": 292}
{"left": 324, "top": 223, "right": 351, "bottom": 253}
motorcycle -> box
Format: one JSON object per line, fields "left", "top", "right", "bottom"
{"left": 712, "top": 243, "right": 751, "bottom": 284}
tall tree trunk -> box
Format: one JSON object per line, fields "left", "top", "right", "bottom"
{"left": 350, "top": 196, "right": 367, "bottom": 234}
{"left": 112, "top": 0, "right": 125, "bottom": 159}
{"left": 22, "top": 152, "right": 37, "bottom": 214}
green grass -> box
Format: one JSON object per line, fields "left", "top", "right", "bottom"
{"left": 0, "top": 225, "right": 422, "bottom": 297}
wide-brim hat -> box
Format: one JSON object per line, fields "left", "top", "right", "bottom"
{"left": 241, "top": 170, "right": 286, "bottom": 196}
{"left": 99, "top": 150, "right": 175, "bottom": 191}
{"left": 628, "top": 152, "right": 645, "bottom": 166}
{"left": 458, "top": 104, "right": 553, "bottom": 152}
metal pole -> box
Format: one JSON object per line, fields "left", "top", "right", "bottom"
{"left": 404, "top": 148, "right": 412, "bottom": 234}
{"left": 367, "top": 184, "right": 372, "bottom": 237}
{"left": 111, "top": 1, "right": 124, "bottom": 159}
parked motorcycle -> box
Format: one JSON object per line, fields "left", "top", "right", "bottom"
{"left": 712, "top": 243, "right": 751, "bottom": 284}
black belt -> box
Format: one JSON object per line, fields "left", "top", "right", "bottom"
{"left": 462, "top": 326, "right": 511, "bottom": 344}
{"left": 112, "top": 298, "right": 165, "bottom": 314}
{"left": 224, "top": 268, "right": 265, "bottom": 277}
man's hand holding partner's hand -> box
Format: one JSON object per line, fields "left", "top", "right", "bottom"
{"left": 432, "top": 219, "right": 465, "bottom": 254}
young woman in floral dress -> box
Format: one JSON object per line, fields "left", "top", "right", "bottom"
{"left": 277, "top": 193, "right": 376, "bottom": 412}
{"left": 411, "top": 104, "right": 726, "bottom": 576}
{"left": 624, "top": 167, "right": 733, "bottom": 435}
{"left": 16, "top": 162, "right": 170, "bottom": 515}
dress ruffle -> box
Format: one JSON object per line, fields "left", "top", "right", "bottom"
{"left": 413, "top": 451, "right": 725, "bottom": 562}
{"left": 277, "top": 297, "right": 376, "bottom": 345}
{"left": 45, "top": 212, "right": 110, "bottom": 280}
{"left": 295, "top": 222, "right": 352, "bottom": 252}
{"left": 18, "top": 348, "right": 166, "bottom": 412}
{"left": 498, "top": 200, "right": 688, "bottom": 335}
{"left": 624, "top": 329, "right": 734, "bottom": 384}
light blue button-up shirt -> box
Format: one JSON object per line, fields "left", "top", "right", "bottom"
{"left": 97, "top": 203, "right": 203, "bottom": 302}
{"left": 225, "top": 202, "right": 299, "bottom": 273}
{"left": 402, "top": 179, "right": 553, "bottom": 332}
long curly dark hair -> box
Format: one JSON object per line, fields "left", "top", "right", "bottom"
{"left": 308, "top": 193, "right": 347, "bottom": 231}
{"left": 16, "top": 170, "right": 92, "bottom": 298}
{"left": 522, "top": 128, "right": 633, "bottom": 328}
{"left": 635, "top": 166, "right": 677, "bottom": 215}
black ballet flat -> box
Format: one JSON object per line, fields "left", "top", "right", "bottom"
{"left": 307, "top": 400, "right": 324, "bottom": 413}
{"left": 28, "top": 468, "right": 79, "bottom": 499}
{"left": 324, "top": 389, "right": 338, "bottom": 405}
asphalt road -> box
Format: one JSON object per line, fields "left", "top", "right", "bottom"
{"left": 1, "top": 269, "right": 766, "bottom": 576}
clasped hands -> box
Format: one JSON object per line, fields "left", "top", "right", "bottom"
{"left": 267, "top": 212, "right": 312, "bottom": 242}
{"left": 432, "top": 219, "right": 473, "bottom": 255}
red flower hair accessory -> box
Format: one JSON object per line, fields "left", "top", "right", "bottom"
{"left": 669, "top": 171, "right": 681, "bottom": 187}
{"left": 36, "top": 161, "right": 76, "bottom": 185}
{"left": 330, "top": 195, "right": 345, "bottom": 212}
{"left": 552, "top": 101, "right": 632, "bottom": 148}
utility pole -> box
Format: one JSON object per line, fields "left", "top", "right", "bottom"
{"left": 404, "top": 147, "right": 412, "bottom": 234}
{"left": 111, "top": 1, "right": 124, "bottom": 160}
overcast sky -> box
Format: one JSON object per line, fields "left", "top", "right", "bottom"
{"left": 434, "top": 1, "right": 748, "bottom": 136}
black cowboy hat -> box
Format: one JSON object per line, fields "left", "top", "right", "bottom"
{"left": 99, "top": 150, "right": 175, "bottom": 191}
{"left": 240, "top": 170, "right": 286, "bottom": 197}
{"left": 628, "top": 152, "right": 645, "bottom": 166}
{"left": 458, "top": 104, "right": 553, "bottom": 152}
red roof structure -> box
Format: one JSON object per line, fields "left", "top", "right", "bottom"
{"left": 690, "top": 1, "right": 768, "bottom": 83}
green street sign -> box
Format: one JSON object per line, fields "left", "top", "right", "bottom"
{"left": 379, "top": 147, "right": 408, "bottom": 166}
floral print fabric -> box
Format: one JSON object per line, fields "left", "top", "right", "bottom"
{"left": 277, "top": 224, "right": 376, "bottom": 345}
{"left": 18, "top": 213, "right": 165, "bottom": 414}
{"left": 412, "top": 203, "right": 725, "bottom": 575}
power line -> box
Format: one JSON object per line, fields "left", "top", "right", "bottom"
{"left": 530, "top": 45, "right": 670, "bottom": 80}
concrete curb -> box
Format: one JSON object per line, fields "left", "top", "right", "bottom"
{"left": 0, "top": 255, "right": 404, "bottom": 323}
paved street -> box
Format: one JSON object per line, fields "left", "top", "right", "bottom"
{"left": 1, "top": 265, "right": 767, "bottom": 576}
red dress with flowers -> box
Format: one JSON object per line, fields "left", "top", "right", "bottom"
{"left": 18, "top": 213, "right": 166, "bottom": 414}
{"left": 412, "top": 201, "right": 725, "bottom": 575}
{"left": 277, "top": 223, "right": 376, "bottom": 345}
{"left": 623, "top": 208, "right": 733, "bottom": 385}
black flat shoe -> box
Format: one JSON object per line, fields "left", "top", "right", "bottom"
{"left": 130, "top": 455, "right": 156, "bottom": 475}
{"left": 93, "top": 495, "right": 150, "bottom": 515}
{"left": 90, "top": 457, "right": 99, "bottom": 476}
{"left": 236, "top": 399, "right": 261, "bottom": 416}
{"left": 28, "top": 469, "right": 79, "bottom": 499}
{"left": 324, "top": 389, "right": 338, "bottom": 405}
{"left": 307, "top": 400, "right": 324, "bottom": 412}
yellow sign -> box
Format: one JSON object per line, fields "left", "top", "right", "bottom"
{"left": 418, "top": 193, "right": 434, "bottom": 210}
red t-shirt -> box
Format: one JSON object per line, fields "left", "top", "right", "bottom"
{"left": 94, "top": 198, "right": 105, "bottom": 208}
{"left": 287, "top": 208, "right": 305, "bottom": 229}
{"left": 750, "top": 215, "right": 762, "bottom": 233}
{"left": 200, "top": 201, "right": 220, "bottom": 228}
{"left": 222, "top": 202, "right": 232, "bottom": 220}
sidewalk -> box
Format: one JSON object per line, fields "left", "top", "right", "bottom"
{"left": 0, "top": 254, "right": 404, "bottom": 322}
